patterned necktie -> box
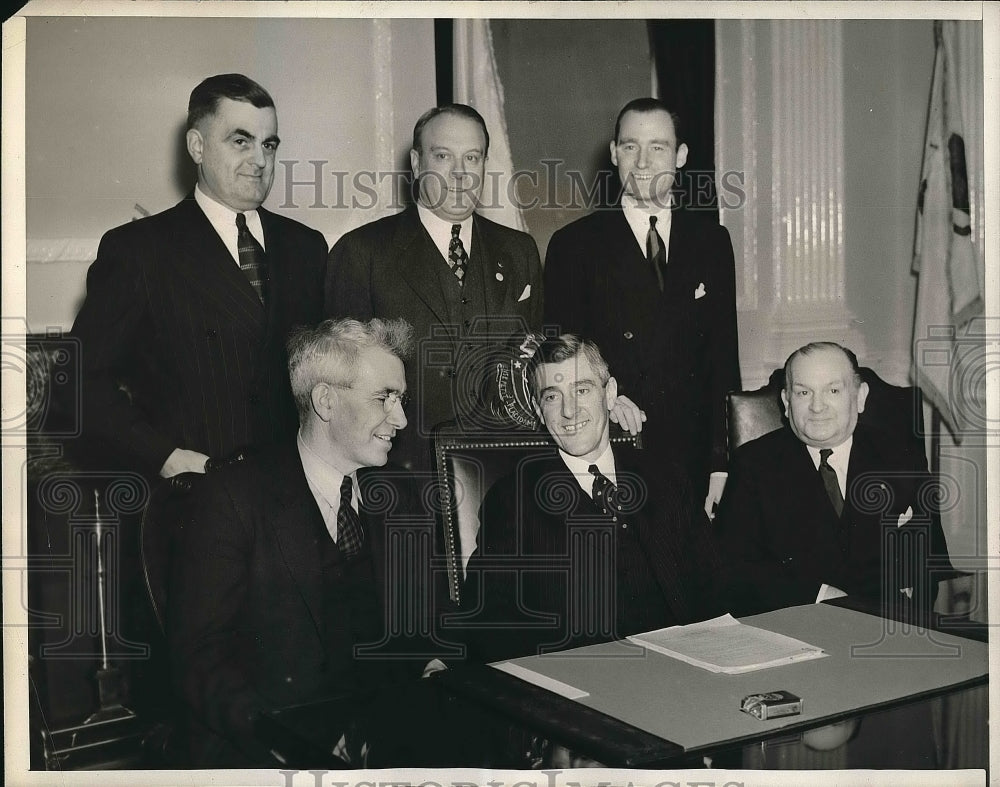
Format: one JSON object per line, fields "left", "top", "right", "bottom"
{"left": 818, "top": 448, "right": 845, "bottom": 518}
{"left": 589, "top": 464, "right": 620, "bottom": 517}
{"left": 448, "top": 223, "right": 469, "bottom": 285}
{"left": 336, "top": 475, "right": 365, "bottom": 559}
{"left": 646, "top": 215, "right": 667, "bottom": 292}
{"left": 235, "top": 212, "right": 268, "bottom": 304}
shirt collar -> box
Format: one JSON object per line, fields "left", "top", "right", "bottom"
{"left": 621, "top": 193, "right": 673, "bottom": 255}
{"left": 558, "top": 442, "right": 617, "bottom": 496}
{"left": 296, "top": 430, "right": 359, "bottom": 510}
{"left": 194, "top": 183, "right": 266, "bottom": 259}
{"left": 805, "top": 435, "right": 853, "bottom": 495}
{"left": 416, "top": 202, "right": 473, "bottom": 262}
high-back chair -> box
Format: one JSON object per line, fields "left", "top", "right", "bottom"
{"left": 432, "top": 422, "right": 641, "bottom": 606}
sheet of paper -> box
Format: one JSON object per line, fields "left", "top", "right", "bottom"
{"left": 627, "top": 613, "right": 828, "bottom": 674}
{"left": 492, "top": 661, "right": 590, "bottom": 699}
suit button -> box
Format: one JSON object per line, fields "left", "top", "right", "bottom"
{"left": 623, "top": 331, "right": 634, "bottom": 340}
{"left": 463, "top": 320, "right": 471, "bottom": 328}
{"left": 206, "top": 329, "right": 218, "bottom": 338}
{"left": 461, "top": 298, "right": 468, "bottom": 305}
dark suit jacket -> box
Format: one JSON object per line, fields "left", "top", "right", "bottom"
{"left": 544, "top": 207, "right": 740, "bottom": 493}
{"left": 326, "top": 206, "right": 543, "bottom": 471}
{"left": 716, "top": 424, "right": 950, "bottom": 616}
{"left": 167, "top": 442, "right": 426, "bottom": 766}
{"left": 71, "top": 196, "right": 327, "bottom": 475}
{"left": 462, "top": 446, "right": 722, "bottom": 662}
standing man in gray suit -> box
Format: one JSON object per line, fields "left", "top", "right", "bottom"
{"left": 326, "top": 104, "right": 543, "bottom": 471}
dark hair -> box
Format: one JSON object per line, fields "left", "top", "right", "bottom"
{"left": 287, "top": 318, "right": 413, "bottom": 422}
{"left": 526, "top": 334, "right": 611, "bottom": 400}
{"left": 187, "top": 74, "right": 275, "bottom": 130}
{"left": 412, "top": 103, "right": 490, "bottom": 157}
{"left": 784, "top": 342, "right": 863, "bottom": 391}
{"left": 613, "top": 97, "right": 683, "bottom": 145}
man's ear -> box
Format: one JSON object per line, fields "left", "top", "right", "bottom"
{"left": 605, "top": 376, "right": 619, "bottom": 410}
{"left": 780, "top": 388, "right": 790, "bottom": 417}
{"left": 856, "top": 381, "right": 870, "bottom": 413}
{"left": 409, "top": 148, "right": 420, "bottom": 179}
{"left": 609, "top": 139, "right": 618, "bottom": 167}
{"left": 676, "top": 142, "right": 689, "bottom": 169}
{"left": 186, "top": 128, "right": 204, "bottom": 165}
{"left": 310, "top": 382, "right": 333, "bottom": 422}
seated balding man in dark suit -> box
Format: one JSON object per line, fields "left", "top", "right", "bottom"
{"left": 463, "top": 334, "right": 722, "bottom": 663}
{"left": 717, "top": 342, "right": 950, "bottom": 617}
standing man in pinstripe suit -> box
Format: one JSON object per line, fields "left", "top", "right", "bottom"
{"left": 72, "top": 74, "right": 327, "bottom": 478}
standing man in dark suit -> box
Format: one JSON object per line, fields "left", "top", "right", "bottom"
{"left": 464, "top": 335, "right": 721, "bottom": 663}
{"left": 72, "top": 73, "right": 327, "bottom": 479}
{"left": 169, "top": 317, "right": 432, "bottom": 767}
{"left": 544, "top": 98, "right": 740, "bottom": 517}
{"left": 717, "top": 342, "right": 950, "bottom": 617}
{"left": 326, "top": 104, "right": 543, "bottom": 471}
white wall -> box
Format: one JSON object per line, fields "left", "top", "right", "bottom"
{"left": 24, "top": 16, "right": 435, "bottom": 331}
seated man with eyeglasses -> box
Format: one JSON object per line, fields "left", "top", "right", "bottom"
{"left": 169, "top": 317, "right": 437, "bottom": 767}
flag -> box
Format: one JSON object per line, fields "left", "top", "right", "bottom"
{"left": 912, "top": 20, "right": 983, "bottom": 439}
{"left": 453, "top": 19, "right": 528, "bottom": 232}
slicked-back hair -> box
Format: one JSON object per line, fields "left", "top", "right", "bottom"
{"left": 784, "top": 341, "right": 863, "bottom": 391}
{"left": 187, "top": 73, "right": 275, "bottom": 131}
{"left": 287, "top": 318, "right": 413, "bottom": 422}
{"left": 527, "top": 334, "right": 611, "bottom": 400}
{"left": 412, "top": 103, "right": 490, "bottom": 157}
{"left": 613, "top": 97, "right": 684, "bottom": 145}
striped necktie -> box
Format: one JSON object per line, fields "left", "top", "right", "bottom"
{"left": 235, "top": 212, "right": 268, "bottom": 304}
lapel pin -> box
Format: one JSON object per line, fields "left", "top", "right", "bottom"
{"left": 496, "top": 273, "right": 504, "bottom": 281}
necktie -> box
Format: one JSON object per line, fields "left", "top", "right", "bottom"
{"left": 818, "top": 448, "right": 844, "bottom": 518}
{"left": 235, "top": 212, "right": 268, "bottom": 303}
{"left": 589, "top": 464, "right": 620, "bottom": 518}
{"left": 336, "top": 475, "right": 365, "bottom": 559}
{"left": 448, "top": 224, "right": 469, "bottom": 285}
{"left": 646, "top": 215, "right": 667, "bottom": 292}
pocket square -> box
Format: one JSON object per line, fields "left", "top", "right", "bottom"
{"left": 518, "top": 284, "right": 531, "bottom": 302}
{"left": 694, "top": 282, "right": 707, "bottom": 299}
{"left": 896, "top": 506, "right": 913, "bottom": 528}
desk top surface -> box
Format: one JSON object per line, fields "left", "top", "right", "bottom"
{"left": 499, "top": 603, "right": 989, "bottom": 752}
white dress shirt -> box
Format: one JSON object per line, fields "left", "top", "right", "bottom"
{"left": 417, "top": 202, "right": 473, "bottom": 263}
{"left": 558, "top": 443, "right": 618, "bottom": 498}
{"left": 297, "top": 431, "right": 361, "bottom": 543}
{"left": 194, "top": 183, "right": 266, "bottom": 266}
{"left": 621, "top": 193, "right": 673, "bottom": 262}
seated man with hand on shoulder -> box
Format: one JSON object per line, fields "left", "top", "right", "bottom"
{"left": 717, "top": 341, "right": 950, "bottom": 617}
{"left": 464, "top": 334, "right": 722, "bottom": 663}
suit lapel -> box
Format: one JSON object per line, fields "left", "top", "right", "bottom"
{"left": 171, "top": 197, "right": 268, "bottom": 339}
{"left": 357, "top": 468, "right": 388, "bottom": 613}
{"left": 604, "top": 208, "right": 663, "bottom": 313}
{"left": 471, "top": 215, "right": 509, "bottom": 320}
{"left": 265, "top": 444, "right": 327, "bottom": 638}
{"left": 396, "top": 208, "right": 451, "bottom": 326}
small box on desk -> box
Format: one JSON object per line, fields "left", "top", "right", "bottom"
{"left": 740, "top": 691, "right": 802, "bottom": 720}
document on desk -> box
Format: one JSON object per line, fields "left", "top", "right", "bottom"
{"left": 627, "top": 614, "right": 828, "bottom": 674}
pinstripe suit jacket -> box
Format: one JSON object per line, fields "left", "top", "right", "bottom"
{"left": 71, "top": 195, "right": 327, "bottom": 474}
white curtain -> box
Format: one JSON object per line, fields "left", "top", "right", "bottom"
{"left": 453, "top": 19, "right": 528, "bottom": 232}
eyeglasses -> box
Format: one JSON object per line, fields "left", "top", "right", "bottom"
{"left": 328, "top": 382, "right": 410, "bottom": 414}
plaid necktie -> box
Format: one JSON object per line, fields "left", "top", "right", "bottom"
{"left": 235, "top": 212, "right": 268, "bottom": 303}
{"left": 589, "top": 464, "right": 620, "bottom": 517}
{"left": 448, "top": 223, "right": 469, "bottom": 285}
{"left": 646, "top": 215, "right": 667, "bottom": 292}
{"left": 819, "top": 448, "right": 845, "bottom": 518}
{"left": 336, "top": 475, "right": 365, "bottom": 559}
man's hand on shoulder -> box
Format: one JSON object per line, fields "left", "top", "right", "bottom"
{"left": 160, "top": 448, "right": 210, "bottom": 478}
{"left": 608, "top": 393, "right": 646, "bottom": 436}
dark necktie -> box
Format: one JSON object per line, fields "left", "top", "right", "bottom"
{"left": 448, "top": 223, "right": 469, "bottom": 285}
{"left": 235, "top": 212, "right": 268, "bottom": 304}
{"left": 646, "top": 215, "right": 667, "bottom": 292}
{"left": 589, "top": 464, "right": 620, "bottom": 518}
{"left": 336, "top": 475, "right": 365, "bottom": 559}
{"left": 819, "top": 448, "right": 845, "bottom": 518}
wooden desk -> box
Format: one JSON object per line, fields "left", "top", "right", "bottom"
{"left": 436, "top": 602, "right": 988, "bottom": 768}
